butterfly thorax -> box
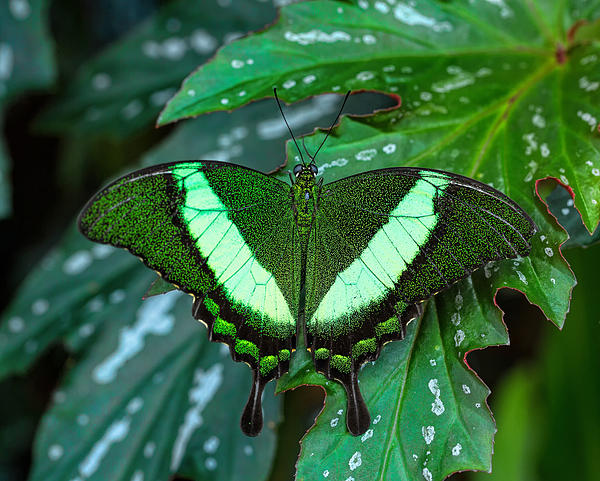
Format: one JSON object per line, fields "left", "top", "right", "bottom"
{"left": 291, "top": 165, "right": 319, "bottom": 235}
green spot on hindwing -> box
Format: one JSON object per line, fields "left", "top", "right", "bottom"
{"left": 315, "top": 348, "right": 330, "bottom": 360}
{"left": 235, "top": 339, "right": 259, "bottom": 360}
{"left": 204, "top": 297, "right": 220, "bottom": 316}
{"left": 259, "top": 355, "right": 279, "bottom": 375}
{"left": 213, "top": 317, "right": 236, "bottom": 337}
{"left": 331, "top": 354, "right": 351, "bottom": 374}
{"left": 375, "top": 316, "right": 401, "bottom": 338}
{"left": 351, "top": 338, "right": 377, "bottom": 359}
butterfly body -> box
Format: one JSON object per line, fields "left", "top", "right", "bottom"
{"left": 79, "top": 160, "right": 536, "bottom": 437}
{"left": 291, "top": 165, "right": 320, "bottom": 232}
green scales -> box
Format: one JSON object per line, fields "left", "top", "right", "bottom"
{"left": 78, "top": 93, "right": 536, "bottom": 437}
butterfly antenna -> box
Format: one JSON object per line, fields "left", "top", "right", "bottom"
{"left": 311, "top": 90, "right": 351, "bottom": 161}
{"left": 302, "top": 136, "right": 315, "bottom": 162}
{"left": 274, "top": 88, "right": 305, "bottom": 166}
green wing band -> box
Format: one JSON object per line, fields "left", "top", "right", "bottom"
{"left": 308, "top": 168, "right": 535, "bottom": 329}
{"left": 310, "top": 173, "right": 448, "bottom": 327}
{"left": 173, "top": 165, "right": 295, "bottom": 336}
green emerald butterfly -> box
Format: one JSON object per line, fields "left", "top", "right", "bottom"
{"left": 78, "top": 93, "right": 536, "bottom": 437}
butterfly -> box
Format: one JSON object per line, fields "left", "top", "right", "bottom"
{"left": 78, "top": 91, "right": 536, "bottom": 437}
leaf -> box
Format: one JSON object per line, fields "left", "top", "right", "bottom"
{"left": 0, "top": 0, "right": 56, "bottom": 218}
{"left": 160, "top": 0, "right": 600, "bottom": 234}
{"left": 279, "top": 275, "right": 509, "bottom": 481}
{"left": 142, "top": 90, "right": 394, "bottom": 174}
{"left": 0, "top": 228, "right": 133, "bottom": 378}
{"left": 569, "top": 17, "right": 600, "bottom": 43}
{"left": 35, "top": 0, "right": 278, "bottom": 137}
{"left": 143, "top": 276, "right": 177, "bottom": 298}
{"left": 0, "top": 227, "right": 280, "bottom": 481}
{"left": 546, "top": 184, "right": 600, "bottom": 248}
{"left": 0, "top": 0, "right": 56, "bottom": 101}
{"left": 29, "top": 288, "right": 279, "bottom": 481}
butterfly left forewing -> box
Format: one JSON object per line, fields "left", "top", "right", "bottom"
{"left": 306, "top": 167, "right": 536, "bottom": 435}
{"left": 79, "top": 161, "right": 300, "bottom": 436}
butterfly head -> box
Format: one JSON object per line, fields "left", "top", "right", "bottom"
{"left": 293, "top": 163, "right": 318, "bottom": 179}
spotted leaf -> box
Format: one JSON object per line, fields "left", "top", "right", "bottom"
{"left": 160, "top": 0, "right": 600, "bottom": 234}
{"left": 278, "top": 277, "right": 508, "bottom": 481}
{"left": 0, "top": 0, "right": 56, "bottom": 218}
{"left": 0, "top": 226, "right": 280, "bottom": 481}
{"left": 35, "top": 0, "right": 278, "bottom": 137}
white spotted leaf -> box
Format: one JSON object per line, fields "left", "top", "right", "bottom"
{"left": 27, "top": 279, "right": 280, "bottom": 481}
{"left": 546, "top": 185, "right": 600, "bottom": 248}
{"left": 0, "top": 0, "right": 56, "bottom": 218}
{"left": 0, "top": 0, "right": 55, "bottom": 102}
{"left": 35, "top": 0, "right": 278, "bottom": 137}
{"left": 160, "top": 0, "right": 600, "bottom": 235}
{"left": 0, "top": 226, "right": 279, "bottom": 481}
{"left": 278, "top": 279, "right": 510, "bottom": 481}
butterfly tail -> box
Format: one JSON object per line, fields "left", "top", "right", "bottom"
{"left": 344, "top": 370, "right": 371, "bottom": 436}
{"left": 241, "top": 369, "right": 267, "bottom": 437}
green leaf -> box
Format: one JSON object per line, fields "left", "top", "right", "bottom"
{"left": 160, "top": 0, "right": 600, "bottom": 234}
{"left": 569, "top": 17, "right": 600, "bottom": 43}
{"left": 0, "top": 0, "right": 56, "bottom": 102}
{"left": 142, "top": 91, "right": 394, "bottom": 174}
{"left": 279, "top": 275, "right": 509, "bottom": 481}
{"left": 36, "top": 0, "right": 278, "bottom": 137}
{"left": 29, "top": 288, "right": 279, "bottom": 481}
{"left": 144, "top": 276, "right": 177, "bottom": 298}
{"left": 0, "top": 227, "right": 280, "bottom": 481}
{"left": 0, "top": 228, "right": 133, "bottom": 377}
{"left": 0, "top": 0, "right": 56, "bottom": 218}
{"left": 546, "top": 184, "right": 600, "bottom": 248}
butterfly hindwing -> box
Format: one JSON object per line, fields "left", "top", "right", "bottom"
{"left": 78, "top": 161, "right": 300, "bottom": 435}
{"left": 306, "top": 167, "right": 536, "bottom": 434}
